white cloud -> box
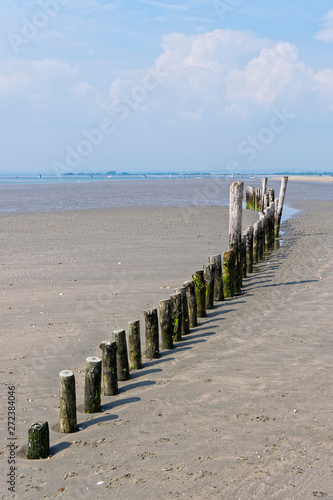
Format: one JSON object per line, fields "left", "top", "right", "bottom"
{"left": 313, "top": 69, "right": 333, "bottom": 109}
{"left": 314, "top": 10, "right": 333, "bottom": 43}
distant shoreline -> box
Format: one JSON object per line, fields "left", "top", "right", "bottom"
{"left": 285, "top": 175, "right": 333, "bottom": 183}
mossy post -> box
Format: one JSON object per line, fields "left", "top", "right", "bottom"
{"left": 223, "top": 249, "right": 235, "bottom": 298}
{"left": 261, "top": 177, "right": 267, "bottom": 211}
{"left": 246, "top": 186, "right": 255, "bottom": 210}
{"left": 246, "top": 226, "right": 254, "bottom": 274}
{"left": 269, "top": 203, "right": 275, "bottom": 250}
{"left": 27, "top": 421, "right": 49, "bottom": 459}
{"left": 170, "top": 292, "right": 182, "bottom": 341}
{"left": 175, "top": 287, "right": 190, "bottom": 335}
{"left": 274, "top": 197, "right": 279, "bottom": 240}
{"left": 203, "top": 263, "right": 214, "bottom": 310}
{"left": 253, "top": 221, "right": 259, "bottom": 264}
{"left": 183, "top": 280, "right": 197, "bottom": 328}
{"left": 241, "top": 234, "right": 247, "bottom": 279}
{"left": 275, "top": 176, "right": 288, "bottom": 237}
{"left": 255, "top": 188, "right": 262, "bottom": 212}
{"left": 84, "top": 356, "right": 102, "bottom": 413}
{"left": 59, "top": 370, "right": 77, "bottom": 433}
{"left": 113, "top": 329, "right": 130, "bottom": 381}
{"left": 229, "top": 181, "right": 243, "bottom": 294}
{"left": 144, "top": 309, "right": 159, "bottom": 359}
{"left": 159, "top": 299, "right": 174, "bottom": 349}
{"left": 128, "top": 320, "right": 142, "bottom": 370}
{"left": 259, "top": 215, "right": 265, "bottom": 258}
{"left": 192, "top": 270, "right": 206, "bottom": 317}
{"left": 209, "top": 254, "right": 224, "bottom": 301}
{"left": 99, "top": 340, "right": 118, "bottom": 395}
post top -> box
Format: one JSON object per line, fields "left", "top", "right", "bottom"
{"left": 59, "top": 370, "right": 74, "bottom": 378}
{"left": 86, "top": 356, "right": 102, "bottom": 363}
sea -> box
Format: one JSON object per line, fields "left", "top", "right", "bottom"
{"left": 0, "top": 174, "right": 331, "bottom": 220}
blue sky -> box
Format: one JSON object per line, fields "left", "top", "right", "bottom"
{"left": 1, "top": 0, "right": 333, "bottom": 174}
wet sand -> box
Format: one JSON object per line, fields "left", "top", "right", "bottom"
{"left": 0, "top": 180, "right": 332, "bottom": 499}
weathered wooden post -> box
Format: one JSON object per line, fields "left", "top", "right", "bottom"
{"left": 113, "top": 329, "right": 130, "bottom": 381}
{"left": 253, "top": 221, "right": 259, "bottom": 264}
{"left": 128, "top": 320, "right": 142, "bottom": 370}
{"left": 144, "top": 309, "right": 159, "bottom": 359}
{"left": 275, "top": 176, "right": 288, "bottom": 237}
{"left": 264, "top": 192, "right": 270, "bottom": 210}
{"left": 84, "top": 357, "right": 102, "bottom": 413}
{"left": 222, "top": 249, "right": 235, "bottom": 297}
{"left": 268, "top": 188, "right": 275, "bottom": 204}
{"left": 192, "top": 270, "right": 206, "bottom": 317}
{"left": 246, "top": 186, "right": 255, "bottom": 210}
{"left": 246, "top": 226, "right": 254, "bottom": 274}
{"left": 263, "top": 210, "right": 269, "bottom": 252}
{"left": 183, "top": 280, "right": 197, "bottom": 327}
{"left": 59, "top": 370, "right": 77, "bottom": 433}
{"left": 170, "top": 292, "right": 182, "bottom": 341}
{"left": 175, "top": 287, "right": 190, "bottom": 335}
{"left": 27, "top": 421, "right": 49, "bottom": 459}
{"left": 159, "top": 299, "right": 174, "bottom": 349}
{"left": 269, "top": 202, "right": 275, "bottom": 249}
{"left": 99, "top": 341, "right": 118, "bottom": 395}
{"left": 229, "top": 181, "right": 243, "bottom": 294}
{"left": 261, "top": 177, "right": 267, "bottom": 210}
{"left": 255, "top": 188, "right": 262, "bottom": 212}
{"left": 209, "top": 254, "right": 224, "bottom": 301}
{"left": 241, "top": 234, "right": 247, "bottom": 279}
{"left": 203, "top": 264, "right": 214, "bottom": 310}
{"left": 259, "top": 215, "right": 265, "bottom": 259}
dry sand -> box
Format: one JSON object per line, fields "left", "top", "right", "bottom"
{"left": 1, "top": 182, "right": 333, "bottom": 499}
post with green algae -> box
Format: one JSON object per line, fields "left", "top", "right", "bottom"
{"left": 84, "top": 356, "right": 102, "bottom": 413}
{"left": 113, "top": 329, "right": 130, "bottom": 381}
{"left": 229, "top": 181, "right": 244, "bottom": 294}
{"left": 27, "top": 421, "right": 50, "bottom": 459}
{"left": 255, "top": 188, "right": 262, "bottom": 212}
{"left": 192, "top": 270, "right": 206, "bottom": 317}
{"left": 99, "top": 341, "right": 118, "bottom": 396}
{"left": 241, "top": 234, "right": 247, "bottom": 279}
{"left": 170, "top": 292, "right": 182, "bottom": 341}
{"left": 159, "top": 299, "right": 174, "bottom": 349}
{"left": 275, "top": 176, "right": 288, "bottom": 237}
{"left": 203, "top": 263, "right": 214, "bottom": 310}
{"left": 253, "top": 221, "right": 259, "bottom": 264}
{"left": 144, "top": 309, "right": 160, "bottom": 359}
{"left": 245, "top": 226, "right": 254, "bottom": 274}
{"left": 175, "top": 287, "right": 190, "bottom": 335}
{"left": 183, "top": 280, "right": 197, "bottom": 328}
{"left": 269, "top": 203, "right": 275, "bottom": 250}
{"left": 209, "top": 254, "right": 224, "bottom": 301}
{"left": 223, "top": 249, "right": 236, "bottom": 298}
{"left": 128, "top": 320, "right": 142, "bottom": 370}
{"left": 59, "top": 370, "right": 77, "bottom": 433}
{"left": 246, "top": 186, "right": 255, "bottom": 210}
{"left": 259, "top": 215, "right": 265, "bottom": 258}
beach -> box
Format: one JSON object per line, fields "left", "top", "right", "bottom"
{"left": 1, "top": 178, "right": 333, "bottom": 499}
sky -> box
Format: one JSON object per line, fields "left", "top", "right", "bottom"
{"left": 1, "top": 0, "right": 333, "bottom": 174}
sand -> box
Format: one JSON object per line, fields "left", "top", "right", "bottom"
{"left": 1, "top": 180, "right": 333, "bottom": 499}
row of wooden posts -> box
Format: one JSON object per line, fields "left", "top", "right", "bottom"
{"left": 26, "top": 177, "right": 288, "bottom": 459}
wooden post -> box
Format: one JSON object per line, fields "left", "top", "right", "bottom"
{"left": 183, "top": 280, "right": 197, "bottom": 328}
{"left": 263, "top": 210, "right": 269, "bottom": 251}
{"left": 246, "top": 226, "right": 254, "bottom": 274}
{"left": 175, "top": 287, "right": 190, "bottom": 335}
{"left": 275, "top": 176, "right": 288, "bottom": 237}
{"left": 268, "top": 188, "right": 275, "bottom": 204}
{"left": 27, "top": 421, "right": 49, "bottom": 459}
{"left": 113, "top": 329, "right": 130, "bottom": 381}
{"left": 144, "top": 309, "right": 159, "bottom": 359}
{"left": 253, "top": 221, "right": 259, "bottom": 264}
{"left": 84, "top": 356, "right": 102, "bottom": 413}
{"left": 159, "top": 299, "right": 174, "bottom": 349}
{"left": 203, "top": 263, "right": 214, "bottom": 310}
{"left": 192, "top": 270, "right": 206, "bottom": 317}
{"left": 99, "top": 341, "right": 118, "bottom": 395}
{"left": 255, "top": 188, "right": 262, "bottom": 212}
{"left": 209, "top": 254, "right": 224, "bottom": 301}
{"left": 246, "top": 186, "right": 255, "bottom": 210}
{"left": 261, "top": 177, "right": 267, "bottom": 210}
{"left": 229, "top": 181, "right": 243, "bottom": 294}
{"left": 269, "top": 203, "right": 275, "bottom": 250}
{"left": 59, "top": 370, "right": 77, "bottom": 433}
{"left": 259, "top": 215, "right": 265, "bottom": 259}
{"left": 170, "top": 292, "right": 182, "bottom": 340}
{"left": 264, "top": 192, "right": 269, "bottom": 210}
{"left": 128, "top": 320, "right": 142, "bottom": 370}
{"left": 241, "top": 234, "right": 247, "bottom": 279}
{"left": 274, "top": 197, "right": 279, "bottom": 239}
{"left": 222, "top": 249, "right": 235, "bottom": 297}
